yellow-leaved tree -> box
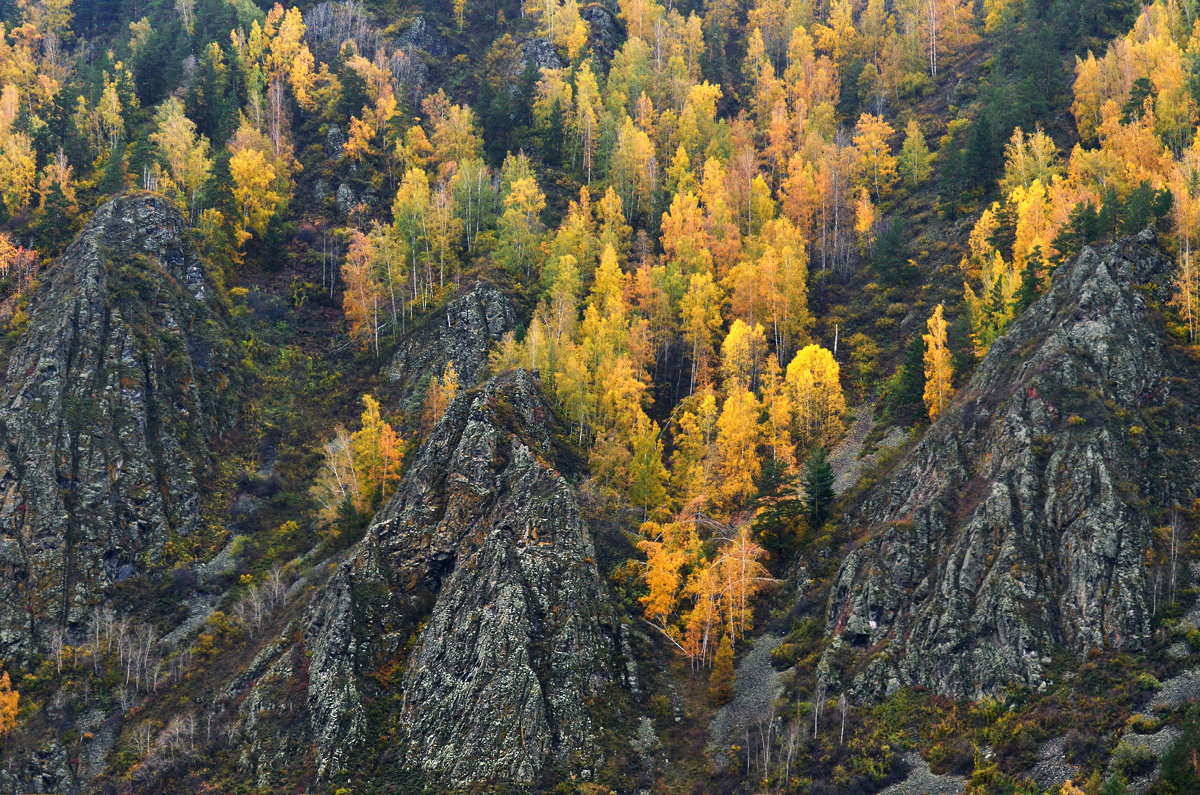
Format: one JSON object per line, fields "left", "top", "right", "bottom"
{"left": 0, "top": 84, "right": 35, "bottom": 216}
{"left": 853, "top": 113, "right": 897, "bottom": 200}
{"left": 786, "top": 344, "right": 846, "bottom": 451}
{"left": 496, "top": 172, "right": 546, "bottom": 279}
{"left": 719, "top": 319, "right": 768, "bottom": 393}
{"left": 671, "top": 389, "right": 719, "bottom": 510}
{"left": 898, "top": 119, "right": 934, "bottom": 188}
{"left": 341, "top": 229, "right": 381, "bottom": 354}
{"left": 713, "top": 385, "right": 763, "bottom": 512}
{"left": 923, "top": 303, "right": 954, "bottom": 420}
{"left": 760, "top": 356, "right": 794, "bottom": 466}
{"left": 350, "top": 394, "right": 405, "bottom": 509}
{"left": 228, "top": 117, "right": 283, "bottom": 247}
{"left": 680, "top": 271, "right": 724, "bottom": 393}
{"left": 637, "top": 520, "right": 698, "bottom": 638}
{"left": 421, "top": 362, "right": 459, "bottom": 433}
{"left": 311, "top": 395, "right": 405, "bottom": 534}
{"left": 638, "top": 518, "right": 771, "bottom": 669}
{"left": 150, "top": 97, "right": 212, "bottom": 221}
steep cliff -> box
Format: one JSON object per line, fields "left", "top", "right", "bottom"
{"left": 0, "top": 194, "right": 233, "bottom": 661}
{"left": 824, "top": 231, "right": 1200, "bottom": 699}
{"left": 237, "top": 368, "right": 619, "bottom": 791}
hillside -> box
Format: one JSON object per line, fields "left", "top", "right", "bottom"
{"left": 826, "top": 228, "right": 1198, "bottom": 696}
{"left": 0, "top": 0, "right": 1199, "bottom": 794}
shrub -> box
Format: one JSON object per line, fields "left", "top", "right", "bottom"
{"left": 1109, "top": 740, "right": 1156, "bottom": 780}
{"left": 1135, "top": 672, "right": 1161, "bottom": 691}
{"left": 1125, "top": 714, "right": 1161, "bottom": 734}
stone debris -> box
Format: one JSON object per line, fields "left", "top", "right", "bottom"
{"left": 880, "top": 751, "right": 967, "bottom": 795}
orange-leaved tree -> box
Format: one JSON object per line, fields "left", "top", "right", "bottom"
{"left": 311, "top": 395, "right": 405, "bottom": 534}
{"left": 350, "top": 394, "right": 405, "bottom": 509}
{"left": 0, "top": 669, "right": 18, "bottom": 736}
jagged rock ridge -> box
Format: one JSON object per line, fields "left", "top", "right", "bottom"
{"left": 825, "top": 231, "right": 1200, "bottom": 699}
{"left": 384, "top": 281, "right": 516, "bottom": 411}
{"left": 238, "top": 369, "right": 618, "bottom": 790}
{"left": 0, "top": 193, "right": 233, "bottom": 661}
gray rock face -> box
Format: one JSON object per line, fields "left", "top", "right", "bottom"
{"left": 523, "top": 37, "right": 564, "bottom": 71}
{"left": 385, "top": 281, "right": 516, "bottom": 408}
{"left": 0, "top": 193, "right": 232, "bottom": 660}
{"left": 241, "top": 369, "right": 616, "bottom": 789}
{"left": 825, "top": 232, "right": 1195, "bottom": 699}
{"left": 581, "top": 3, "right": 621, "bottom": 66}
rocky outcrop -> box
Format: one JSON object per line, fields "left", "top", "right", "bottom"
{"left": 824, "top": 231, "right": 1200, "bottom": 699}
{"left": 239, "top": 369, "right": 617, "bottom": 790}
{"left": 522, "top": 37, "right": 564, "bottom": 71}
{"left": 385, "top": 281, "right": 516, "bottom": 410}
{"left": 0, "top": 194, "right": 233, "bottom": 661}
{"left": 581, "top": 3, "right": 622, "bottom": 67}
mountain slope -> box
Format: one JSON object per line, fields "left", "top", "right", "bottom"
{"left": 384, "top": 280, "right": 517, "bottom": 413}
{"left": 232, "top": 368, "right": 621, "bottom": 791}
{"left": 0, "top": 194, "right": 234, "bottom": 662}
{"left": 823, "top": 230, "right": 1200, "bottom": 699}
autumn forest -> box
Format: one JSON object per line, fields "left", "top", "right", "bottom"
{"left": 2, "top": 0, "right": 1200, "bottom": 792}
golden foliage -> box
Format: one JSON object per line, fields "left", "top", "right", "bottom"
{"left": 150, "top": 97, "right": 212, "bottom": 218}
{"left": 421, "top": 362, "right": 459, "bottom": 433}
{"left": 923, "top": 303, "right": 954, "bottom": 420}
{"left": 228, "top": 118, "right": 283, "bottom": 246}
{"left": 311, "top": 396, "right": 405, "bottom": 527}
{"left": 0, "top": 671, "right": 18, "bottom": 736}
{"left": 786, "top": 344, "right": 846, "bottom": 450}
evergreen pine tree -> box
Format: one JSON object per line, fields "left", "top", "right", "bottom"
{"left": 1051, "top": 200, "right": 1100, "bottom": 268}
{"left": 872, "top": 222, "right": 917, "bottom": 284}
{"left": 804, "top": 447, "right": 835, "bottom": 527}
{"left": 884, "top": 336, "right": 927, "bottom": 422}
{"left": 99, "top": 140, "right": 127, "bottom": 196}
{"left": 1014, "top": 245, "right": 1045, "bottom": 315}
{"left": 36, "top": 182, "right": 74, "bottom": 256}
{"left": 1121, "top": 181, "right": 1172, "bottom": 236}
{"left": 753, "top": 460, "right": 803, "bottom": 569}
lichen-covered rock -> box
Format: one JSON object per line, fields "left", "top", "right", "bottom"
{"left": 238, "top": 369, "right": 617, "bottom": 790}
{"left": 384, "top": 281, "right": 516, "bottom": 409}
{"left": 824, "top": 232, "right": 1199, "bottom": 699}
{"left": 1, "top": 737, "right": 72, "bottom": 794}
{"left": 0, "top": 193, "right": 233, "bottom": 661}
{"left": 522, "top": 37, "right": 564, "bottom": 71}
